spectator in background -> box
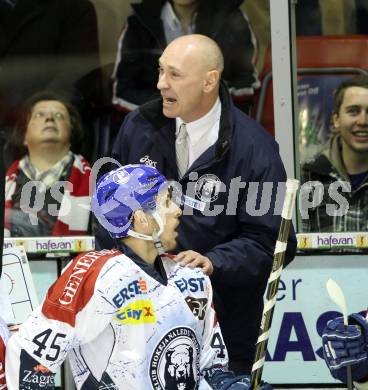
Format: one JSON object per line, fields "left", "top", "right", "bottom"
{"left": 101, "top": 34, "right": 296, "bottom": 375}
{"left": 112, "top": 0, "right": 259, "bottom": 113}
{"left": 0, "top": 0, "right": 100, "bottom": 165}
{"left": 4, "top": 91, "right": 91, "bottom": 237}
{"left": 301, "top": 76, "right": 368, "bottom": 232}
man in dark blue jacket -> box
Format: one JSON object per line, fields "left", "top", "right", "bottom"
{"left": 98, "top": 34, "right": 297, "bottom": 375}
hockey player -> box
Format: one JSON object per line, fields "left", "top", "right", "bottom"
{"left": 5, "top": 164, "right": 272, "bottom": 389}
{"left": 322, "top": 311, "right": 368, "bottom": 389}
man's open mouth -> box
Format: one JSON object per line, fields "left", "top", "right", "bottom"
{"left": 163, "top": 97, "right": 177, "bottom": 104}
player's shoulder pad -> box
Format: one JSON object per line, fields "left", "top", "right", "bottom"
{"left": 42, "top": 249, "right": 121, "bottom": 327}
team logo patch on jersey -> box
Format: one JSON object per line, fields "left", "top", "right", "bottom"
{"left": 195, "top": 174, "right": 222, "bottom": 203}
{"left": 150, "top": 327, "right": 200, "bottom": 390}
{"left": 115, "top": 300, "right": 156, "bottom": 324}
{"left": 174, "top": 277, "right": 206, "bottom": 293}
{"left": 112, "top": 278, "right": 148, "bottom": 308}
{"left": 184, "top": 297, "right": 208, "bottom": 320}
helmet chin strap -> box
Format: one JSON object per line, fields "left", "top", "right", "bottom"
{"left": 152, "top": 230, "right": 165, "bottom": 256}
{"left": 126, "top": 212, "right": 165, "bottom": 255}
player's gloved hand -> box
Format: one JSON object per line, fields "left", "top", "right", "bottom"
{"left": 204, "top": 368, "right": 273, "bottom": 390}
{"left": 322, "top": 313, "right": 368, "bottom": 383}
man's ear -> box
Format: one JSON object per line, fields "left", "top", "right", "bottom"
{"left": 132, "top": 210, "right": 151, "bottom": 233}
{"left": 134, "top": 210, "right": 148, "bottom": 226}
{"left": 332, "top": 113, "right": 340, "bottom": 131}
{"left": 203, "top": 70, "right": 220, "bottom": 93}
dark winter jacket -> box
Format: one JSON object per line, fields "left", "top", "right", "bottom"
{"left": 112, "top": 0, "right": 259, "bottom": 110}
{"left": 301, "top": 134, "right": 368, "bottom": 232}
{"left": 97, "top": 83, "right": 297, "bottom": 366}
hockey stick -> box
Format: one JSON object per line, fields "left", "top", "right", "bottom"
{"left": 326, "top": 279, "right": 353, "bottom": 390}
{"left": 250, "top": 179, "right": 299, "bottom": 389}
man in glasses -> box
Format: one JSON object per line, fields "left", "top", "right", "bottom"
{"left": 4, "top": 91, "right": 91, "bottom": 237}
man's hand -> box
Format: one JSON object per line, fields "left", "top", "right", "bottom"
{"left": 322, "top": 313, "right": 368, "bottom": 383}
{"left": 175, "top": 250, "right": 214, "bottom": 275}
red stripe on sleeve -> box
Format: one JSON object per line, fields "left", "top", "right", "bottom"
{"left": 42, "top": 249, "right": 121, "bottom": 327}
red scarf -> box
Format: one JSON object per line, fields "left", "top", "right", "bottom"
{"left": 5, "top": 154, "right": 91, "bottom": 236}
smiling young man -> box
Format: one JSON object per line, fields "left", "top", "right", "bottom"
{"left": 4, "top": 164, "right": 272, "bottom": 390}
{"left": 301, "top": 76, "right": 368, "bottom": 232}
{"left": 4, "top": 91, "right": 91, "bottom": 237}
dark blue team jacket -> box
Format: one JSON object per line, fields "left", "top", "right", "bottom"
{"left": 96, "top": 83, "right": 297, "bottom": 366}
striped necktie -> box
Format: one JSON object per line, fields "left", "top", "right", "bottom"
{"left": 176, "top": 123, "right": 189, "bottom": 179}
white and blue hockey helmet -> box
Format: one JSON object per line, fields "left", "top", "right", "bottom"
{"left": 92, "top": 164, "right": 168, "bottom": 239}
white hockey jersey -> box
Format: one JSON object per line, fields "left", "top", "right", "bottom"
{"left": 6, "top": 248, "right": 229, "bottom": 389}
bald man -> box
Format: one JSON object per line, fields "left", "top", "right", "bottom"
{"left": 98, "top": 34, "right": 297, "bottom": 375}
{"left": 158, "top": 34, "right": 223, "bottom": 124}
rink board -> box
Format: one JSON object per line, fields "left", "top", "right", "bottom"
{"left": 3, "top": 237, "right": 366, "bottom": 384}
{"left": 29, "top": 253, "right": 365, "bottom": 384}
{"left": 263, "top": 254, "right": 367, "bottom": 384}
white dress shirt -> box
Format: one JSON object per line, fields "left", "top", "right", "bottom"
{"left": 176, "top": 98, "right": 221, "bottom": 169}
{"left": 161, "top": 2, "right": 196, "bottom": 44}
